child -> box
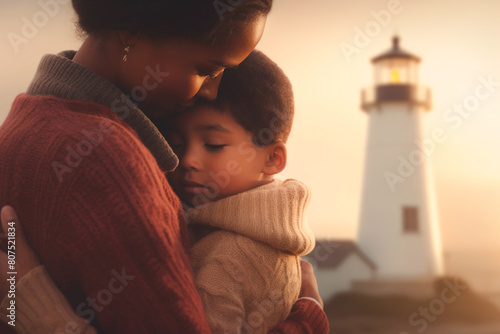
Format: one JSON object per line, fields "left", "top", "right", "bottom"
{"left": 1, "top": 50, "right": 317, "bottom": 333}
{"left": 162, "top": 50, "right": 316, "bottom": 333}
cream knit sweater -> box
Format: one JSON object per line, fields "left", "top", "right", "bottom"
{"left": 0, "top": 179, "right": 315, "bottom": 333}
{"left": 187, "top": 178, "right": 315, "bottom": 333}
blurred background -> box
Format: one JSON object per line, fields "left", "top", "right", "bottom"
{"left": 1, "top": 0, "right": 499, "bottom": 332}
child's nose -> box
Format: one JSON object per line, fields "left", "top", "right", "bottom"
{"left": 179, "top": 147, "right": 202, "bottom": 171}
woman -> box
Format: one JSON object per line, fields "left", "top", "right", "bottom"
{"left": 0, "top": 1, "right": 327, "bottom": 333}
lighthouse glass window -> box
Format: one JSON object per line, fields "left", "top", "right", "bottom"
{"left": 403, "top": 206, "right": 419, "bottom": 233}
{"left": 376, "top": 59, "right": 413, "bottom": 85}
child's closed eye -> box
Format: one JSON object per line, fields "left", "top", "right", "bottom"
{"left": 205, "top": 144, "right": 227, "bottom": 151}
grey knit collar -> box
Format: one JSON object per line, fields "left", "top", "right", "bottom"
{"left": 26, "top": 50, "right": 178, "bottom": 172}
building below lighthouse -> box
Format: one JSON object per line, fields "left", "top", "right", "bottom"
{"left": 305, "top": 36, "right": 444, "bottom": 301}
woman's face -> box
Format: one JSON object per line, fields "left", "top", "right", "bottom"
{"left": 120, "top": 17, "right": 267, "bottom": 119}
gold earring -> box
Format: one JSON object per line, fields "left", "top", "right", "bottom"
{"left": 122, "top": 46, "right": 130, "bottom": 62}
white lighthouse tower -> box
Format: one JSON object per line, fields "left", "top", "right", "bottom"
{"left": 357, "top": 36, "right": 443, "bottom": 283}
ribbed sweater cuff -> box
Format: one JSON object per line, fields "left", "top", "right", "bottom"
{"left": 0, "top": 266, "right": 97, "bottom": 334}
{"left": 297, "top": 297, "right": 323, "bottom": 310}
{"left": 293, "top": 299, "right": 330, "bottom": 334}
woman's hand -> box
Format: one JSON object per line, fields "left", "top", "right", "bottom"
{"left": 0, "top": 206, "right": 41, "bottom": 299}
{"left": 299, "top": 259, "right": 324, "bottom": 309}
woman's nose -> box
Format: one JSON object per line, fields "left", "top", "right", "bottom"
{"left": 197, "top": 74, "right": 223, "bottom": 102}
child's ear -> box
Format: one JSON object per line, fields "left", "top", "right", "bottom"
{"left": 263, "top": 142, "right": 287, "bottom": 175}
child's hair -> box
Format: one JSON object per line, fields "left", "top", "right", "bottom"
{"left": 211, "top": 49, "right": 294, "bottom": 146}
{"left": 71, "top": 0, "right": 272, "bottom": 44}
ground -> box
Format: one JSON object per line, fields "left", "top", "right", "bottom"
{"left": 329, "top": 315, "right": 500, "bottom": 334}
{"left": 325, "top": 278, "right": 500, "bottom": 334}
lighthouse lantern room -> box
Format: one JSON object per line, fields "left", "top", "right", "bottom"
{"left": 362, "top": 36, "right": 431, "bottom": 112}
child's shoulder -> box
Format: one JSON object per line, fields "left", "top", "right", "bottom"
{"left": 247, "top": 178, "right": 310, "bottom": 198}
{"left": 276, "top": 178, "right": 310, "bottom": 193}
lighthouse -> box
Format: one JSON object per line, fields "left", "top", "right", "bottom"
{"left": 357, "top": 36, "right": 443, "bottom": 281}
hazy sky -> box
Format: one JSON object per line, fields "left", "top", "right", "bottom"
{"left": 0, "top": 0, "right": 499, "bottom": 252}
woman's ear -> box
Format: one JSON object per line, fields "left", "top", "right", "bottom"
{"left": 118, "top": 31, "right": 134, "bottom": 47}
{"left": 263, "top": 142, "right": 287, "bottom": 176}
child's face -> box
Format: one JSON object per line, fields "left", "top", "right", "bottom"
{"left": 166, "top": 104, "right": 273, "bottom": 207}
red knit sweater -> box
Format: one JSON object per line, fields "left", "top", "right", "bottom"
{"left": 0, "top": 94, "right": 329, "bottom": 333}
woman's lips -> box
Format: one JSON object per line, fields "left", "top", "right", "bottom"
{"left": 175, "top": 100, "right": 197, "bottom": 111}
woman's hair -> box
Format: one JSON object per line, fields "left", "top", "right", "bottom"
{"left": 212, "top": 49, "right": 294, "bottom": 146}
{"left": 72, "top": 0, "right": 272, "bottom": 43}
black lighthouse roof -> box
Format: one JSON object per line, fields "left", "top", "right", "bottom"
{"left": 372, "top": 36, "right": 420, "bottom": 63}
